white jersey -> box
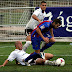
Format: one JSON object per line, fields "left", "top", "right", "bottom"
{"left": 26, "top": 8, "right": 46, "bottom": 30}
{"left": 7, "top": 49, "right": 30, "bottom": 65}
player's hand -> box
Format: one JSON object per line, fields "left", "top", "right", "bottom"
{"left": 0, "top": 65, "right": 4, "bottom": 67}
{"left": 38, "top": 20, "right": 41, "bottom": 23}
{"left": 43, "top": 37, "right": 49, "bottom": 43}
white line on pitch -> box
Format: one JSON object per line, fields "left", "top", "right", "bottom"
{"left": 0, "top": 55, "right": 72, "bottom": 56}
{"left": 0, "top": 45, "right": 72, "bottom": 48}
{"left": 0, "top": 55, "right": 8, "bottom": 56}
{"left": 54, "top": 55, "right": 72, "bottom": 56}
{"left": 0, "top": 46, "right": 14, "bottom": 48}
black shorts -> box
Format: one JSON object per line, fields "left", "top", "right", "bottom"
{"left": 25, "top": 29, "right": 33, "bottom": 36}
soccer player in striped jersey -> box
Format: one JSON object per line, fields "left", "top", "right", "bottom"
{"left": 24, "top": 19, "right": 61, "bottom": 65}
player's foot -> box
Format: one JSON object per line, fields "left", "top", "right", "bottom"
{"left": 25, "top": 62, "right": 31, "bottom": 66}
{"left": 40, "top": 52, "right": 45, "bottom": 59}
{"left": 23, "top": 59, "right": 31, "bottom": 66}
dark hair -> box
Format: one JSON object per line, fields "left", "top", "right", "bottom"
{"left": 53, "top": 19, "right": 61, "bottom": 25}
{"left": 41, "top": 1, "right": 46, "bottom": 4}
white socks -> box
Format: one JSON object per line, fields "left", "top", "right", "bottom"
{"left": 40, "top": 41, "right": 46, "bottom": 49}
{"left": 23, "top": 41, "right": 31, "bottom": 51}
{"left": 23, "top": 41, "right": 45, "bottom": 51}
{"left": 44, "top": 60, "right": 57, "bottom": 66}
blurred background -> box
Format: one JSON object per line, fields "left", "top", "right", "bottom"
{"left": 0, "top": 0, "right": 72, "bottom": 42}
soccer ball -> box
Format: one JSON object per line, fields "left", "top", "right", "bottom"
{"left": 56, "top": 58, "right": 65, "bottom": 66}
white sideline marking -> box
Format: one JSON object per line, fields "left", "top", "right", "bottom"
{"left": 0, "top": 55, "right": 72, "bottom": 56}
{"left": 0, "top": 55, "right": 8, "bottom": 56}
{"left": 54, "top": 55, "right": 72, "bottom": 56}
{"left": 0, "top": 46, "right": 14, "bottom": 48}
{"left": 0, "top": 45, "right": 71, "bottom": 48}
{"left": 0, "top": 45, "right": 72, "bottom": 48}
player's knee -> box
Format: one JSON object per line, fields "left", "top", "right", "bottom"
{"left": 45, "top": 53, "right": 54, "bottom": 60}
{"left": 50, "top": 37, "right": 56, "bottom": 43}
{"left": 50, "top": 54, "right": 54, "bottom": 58}
{"left": 48, "top": 54, "right": 54, "bottom": 60}
{"left": 36, "top": 58, "right": 44, "bottom": 64}
{"left": 53, "top": 39, "right": 55, "bottom": 42}
{"left": 52, "top": 38, "right": 55, "bottom": 42}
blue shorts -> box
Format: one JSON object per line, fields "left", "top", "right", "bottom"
{"left": 31, "top": 34, "right": 52, "bottom": 50}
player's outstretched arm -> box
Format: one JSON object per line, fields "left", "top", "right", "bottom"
{"left": 0, "top": 60, "right": 9, "bottom": 67}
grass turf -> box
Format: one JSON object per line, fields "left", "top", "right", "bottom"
{"left": 0, "top": 42, "right": 72, "bottom": 72}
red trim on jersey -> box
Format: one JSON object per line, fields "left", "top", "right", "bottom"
{"left": 31, "top": 21, "right": 50, "bottom": 34}
{"left": 31, "top": 21, "right": 52, "bottom": 37}
{"left": 37, "top": 21, "right": 50, "bottom": 28}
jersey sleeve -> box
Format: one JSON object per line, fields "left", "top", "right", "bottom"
{"left": 33, "top": 10, "right": 40, "bottom": 16}
{"left": 7, "top": 51, "right": 16, "bottom": 61}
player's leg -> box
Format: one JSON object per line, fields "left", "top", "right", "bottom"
{"left": 35, "top": 58, "right": 45, "bottom": 65}
{"left": 44, "top": 60, "right": 57, "bottom": 66}
{"left": 45, "top": 53, "right": 54, "bottom": 60}
{"left": 40, "top": 52, "right": 53, "bottom": 60}
{"left": 49, "top": 37, "right": 55, "bottom": 43}
{"left": 24, "top": 37, "right": 41, "bottom": 63}
{"left": 25, "top": 50, "right": 40, "bottom": 62}
{"left": 23, "top": 35, "right": 31, "bottom": 51}
{"left": 23, "top": 29, "right": 32, "bottom": 51}
{"left": 40, "top": 37, "right": 55, "bottom": 52}
{"left": 44, "top": 53, "right": 57, "bottom": 66}
{"left": 35, "top": 58, "right": 58, "bottom": 66}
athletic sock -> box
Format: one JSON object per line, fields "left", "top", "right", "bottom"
{"left": 23, "top": 41, "right": 31, "bottom": 51}
{"left": 25, "top": 52, "right": 40, "bottom": 62}
{"left": 40, "top": 42, "right": 55, "bottom": 52}
{"left": 44, "top": 60, "right": 57, "bottom": 66}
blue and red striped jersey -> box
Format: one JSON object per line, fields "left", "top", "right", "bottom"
{"left": 31, "top": 21, "right": 52, "bottom": 37}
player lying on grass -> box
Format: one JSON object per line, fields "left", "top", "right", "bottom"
{"left": 0, "top": 41, "right": 58, "bottom": 67}
{"left": 24, "top": 19, "right": 61, "bottom": 65}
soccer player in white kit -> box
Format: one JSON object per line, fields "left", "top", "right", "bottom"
{"left": 0, "top": 41, "right": 30, "bottom": 67}
{"left": 23, "top": 1, "right": 47, "bottom": 51}
{"left": 0, "top": 41, "right": 58, "bottom": 67}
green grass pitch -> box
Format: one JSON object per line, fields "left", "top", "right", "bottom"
{"left": 0, "top": 42, "right": 72, "bottom": 72}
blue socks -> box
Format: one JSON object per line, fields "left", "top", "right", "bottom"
{"left": 25, "top": 42, "right": 55, "bottom": 62}
{"left": 40, "top": 42, "right": 55, "bottom": 52}
{"left": 25, "top": 52, "right": 40, "bottom": 62}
